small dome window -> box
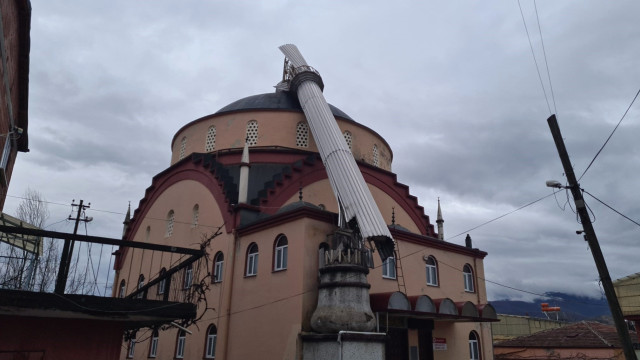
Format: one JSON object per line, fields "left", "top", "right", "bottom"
{"left": 296, "top": 122, "right": 309, "bottom": 147}
{"left": 179, "top": 137, "right": 187, "bottom": 160}
{"left": 343, "top": 131, "right": 352, "bottom": 150}
{"left": 205, "top": 126, "right": 216, "bottom": 152}
{"left": 246, "top": 120, "right": 258, "bottom": 146}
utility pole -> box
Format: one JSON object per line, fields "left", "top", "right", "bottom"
{"left": 547, "top": 115, "right": 637, "bottom": 360}
{"left": 54, "top": 200, "right": 92, "bottom": 294}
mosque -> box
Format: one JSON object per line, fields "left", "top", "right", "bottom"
{"left": 114, "top": 46, "right": 497, "bottom": 360}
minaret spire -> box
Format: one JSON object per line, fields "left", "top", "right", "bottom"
{"left": 122, "top": 202, "right": 131, "bottom": 239}
{"left": 238, "top": 138, "right": 250, "bottom": 204}
{"left": 436, "top": 198, "right": 444, "bottom": 240}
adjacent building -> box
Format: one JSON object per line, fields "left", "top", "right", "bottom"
{"left": 114, "top": 58, "right": 497, "bottom": 360}
{"left": 0, "top": 0, "right": 30, "bottom": 211}
{"left": 494, "top": 321, "right": 639, "bottom": 360}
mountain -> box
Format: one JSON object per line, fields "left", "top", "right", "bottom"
{"left": 490, "top": 292, "right": 612, "bottom": 323}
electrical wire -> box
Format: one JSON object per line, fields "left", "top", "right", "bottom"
{"left": 448, "top": 190, "right": 560, "bottom": 240}
{"left": 533, "top": 0, "right": 557, "bottom": 115}
{"left": 578, "top": 87, "right": 640, "bottom": 182}
{"left": 518, "top": 0, "right": 552, "bottom": 115}
{"left": 583, "top": 189, "right": 640, "bottom": 228}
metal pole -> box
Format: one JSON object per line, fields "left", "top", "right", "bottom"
{"left": 547, "top": 114, "right": 637, "bottom": 360}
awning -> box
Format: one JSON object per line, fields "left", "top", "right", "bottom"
{"left": 370, "top": 291, "right": 499, "bottom": 323}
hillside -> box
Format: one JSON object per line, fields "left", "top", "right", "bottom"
{"left": 490, "top": 292, "right": 612, "bottom": 323}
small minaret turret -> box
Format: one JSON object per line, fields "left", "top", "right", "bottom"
{"left": 238, "top": 138, "right": 250, "bottom": 204}
{"left": 436, "top": 198, "right": 444, "bottom": 240}
{"left": 122, "top": 202, "right": 131, "bottom": 239}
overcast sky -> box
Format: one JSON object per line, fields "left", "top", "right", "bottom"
{"left": 6, "top": 1, "right": 640, "bottom": 302}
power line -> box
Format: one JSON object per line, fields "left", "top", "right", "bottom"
{"left": 533, "top": 0, "right": 557, "bottom": 115}
{"left": 583, "top": 189, "right": 640, "bottom": 228}
{"left": 578, "top": 87, "right": 640, "bottom": 181}
{"left": 518, "top": 0, "right": 552, "bottom": 115}
{"left": 448, "top": 190, "right": 560, "bottom": 240}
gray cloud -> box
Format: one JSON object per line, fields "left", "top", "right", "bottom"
{"left": 6, "top": 0, "right": 640, "bottom": 302}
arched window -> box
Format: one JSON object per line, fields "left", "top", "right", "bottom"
{"left": 373, "top": 144, "right": 379, "bottom": 167}
{"left": 246, "top": 243, "right": 258, "bottom": 276}
{"left": 469, "top": 331, "right": 480, "bottom": 360}
{"left": 184, "top": 264, "right": 193, "bottom": 289}
{"left": 426, "top": 256, "right": 438, "bottom": 286}
{"left": 192, "top": 204, "right": 200, "bottom": 227}
{"left": 205, "top": 126, "right": 216, "bottom": 152}
{"left": 127, "top": 339, "right": 136, "bottom": 358}
{"left": 158, "top": 268, "right": 167, "bottom": 295}
{"left": 137, "top": 274, "right": 145, "bottom": 299}
{"left": 149, "top": 329, "right": 159, "bottom": 358}
{"left": 463, "top": 264, "right": 475, "bottom": 292}
{"left": 166, "top": 210, "right": 175, "bottom": 237}
{"left": 274, "top": 235, "right": 288, "bottom": 271}
{"left": 145, "top": 226, "right": 150, "bottom": 242}
{"left": 176, "top": 330, "right": 186, "bottom": 359}
{"left": 382, "top": 256, "right": 396, "bottom": 279}
{"left": 119, "top": 279, "right": 126, "bottom": 298}
{"left": 204, "top": 324, "right": 217, "bottom": 359}
{"left": 179, "top": 136, "right": 187, "bottom": 160}
{"left": 213, "top": 252, "right": 224, "bottom": 283}
{"left": 343, "top": 131, "right": 352, "bottom": 150}
{"left": 296, "top": 122, "right": 309, "bottom": 147}
{"left": 246, "top": 120, "right": 258, "bottom": 146}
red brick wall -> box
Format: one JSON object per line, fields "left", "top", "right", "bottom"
{"left": 0, "top": 315, "right": 124, "bottom": 360}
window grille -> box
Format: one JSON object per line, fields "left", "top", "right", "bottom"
{"left": 343, "top": 131, "right": 352, "bottom": 150}
{"left": 296, "top": 122, "right": 309, "bottom": 147}
{"left": 373, "top": 144, "right": 379, "bottom": 167}
{"left": 179, "top": 137, "right": 187, "bottom": 160}
{"left": 205, "top": 126, "right": 216, "bottom": 152}
{"left": 246, "top": 120, "right": 258, "bottom": 146}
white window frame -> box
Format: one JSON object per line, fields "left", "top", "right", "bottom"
{"left": 149, "top": 331, "right": 159, "bottom": 358}
{"left": 469, "top": 331, "right": 480, "bottom": 360}
{"left": 382, "top": 256, "right": 396, "bottom": 279}
{"left": 246, "top": 244, "right": 258, "bottom": 276}
{"left": 127, "top": 339, "right": 136, "bottom": 358}
{"left": 205, "top": 326, "right": 217, "bottom": 358}
{"left": 213, "top": 253, "right": 224, "bottom": 283}
{"left": 176, "top": 331, "right": 186, "bottom": 359}
{"left": 274, "top": 236, "right": 288, "bottom": 271}
{"left": 158, "top": 268, "right": 167, "bottom": 295}
{"left": 119, "top": 280, "right": 126, "bottom": 298}
{"left": 137, "top": 275, "right": 145, "bottom": 299}
{"left": 463, "top": 265, "right": 474, "bottom": 292}
{"left": 426, "top": 256, "right": 438, "bottom": 286}
{"left": 184, "top": 265, "right": 193, "bottom": 289}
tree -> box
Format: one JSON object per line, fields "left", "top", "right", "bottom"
{"left": 0, "top": 188, "right": 57, "bottom": 291}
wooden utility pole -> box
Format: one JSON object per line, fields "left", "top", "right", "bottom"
{"left": 547, "top": 114, "right": 637, "bottom": 360}
{"left": 54, "top": 200, "right": 90, "bottom": 294}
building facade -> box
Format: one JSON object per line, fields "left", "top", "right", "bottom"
{"left": 0, "top": 0, "right": 30, "bottom": 211}
{"left": 115, "top": 80, "right": 496, "bottom": 359}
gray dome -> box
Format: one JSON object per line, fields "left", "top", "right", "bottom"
{"left": 216, "top": 91, "right": 354, "bottom": 121}
{"left": 277, "top": 201, "right": 322, "bottom": 214}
